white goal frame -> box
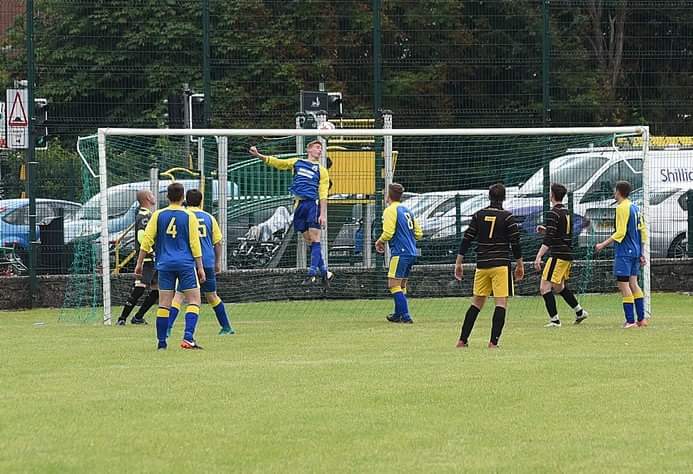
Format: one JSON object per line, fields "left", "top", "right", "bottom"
{"left": 97, "top": 126, "right": 651, "bottom": 324}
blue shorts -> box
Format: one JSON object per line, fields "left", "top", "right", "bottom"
{"left": 293, "top": 199, "right": 320, "bottom": 233}
{"left": 200, "top": 268, "right": 217, "bottom": 293}
{"left": 159, "top": 268, "right": 199, "bottom": 292}
{"left": 387, "top": 255, "right": 416, "bottom": 279}
{"left": 614, "top": 256, "right": 640, "bottom": 279}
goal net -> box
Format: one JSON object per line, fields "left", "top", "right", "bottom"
{"left": 62, "top": 123, "right": 652, "bottom": 325}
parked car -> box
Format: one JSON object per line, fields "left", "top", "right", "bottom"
{"left": 64, "top": 179, "right": 239, "bottom": 244}
{"left": 0, "top": 199, "right": 82, "bottom": 262}
{"left": 578, "top": 188, "right": 690, "bottom": 258}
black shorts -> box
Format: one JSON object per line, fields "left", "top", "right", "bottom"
{"left": 136, "top": 261, "right": 158, "bottom": 288}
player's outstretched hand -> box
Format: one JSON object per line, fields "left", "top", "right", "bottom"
{"left": 374, "top": 239, "right": 385, "bottom": 254}
{"left": 454, "top": 263, "right": 464, "bottom": 281}
{"left": 134, "top": 263, "right": 143, "bottom": 278}
{"left": 514, "top": 263, "right": 525, "bottom": 281}
{"left": 595, "top": 242, "right": 605, "bottom": 253}
{"left": 249, "top": 146, "right": 260, "bottom": 157}
{"left": 533, "top": 258, "right": 542, "bottom": 273}
{"left": 197, "top": 267, "right": 206, "bottom": 284}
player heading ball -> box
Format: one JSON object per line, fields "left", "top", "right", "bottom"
{"left": 250, "top": 141, "right": 334, "bottom": 287}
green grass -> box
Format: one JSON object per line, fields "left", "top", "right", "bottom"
{"left": 2, "top": 293, "right": 693, "bottom": 473}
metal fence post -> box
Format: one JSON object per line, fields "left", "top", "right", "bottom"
{"left": 317, "top": 111, "right": 329, "bottom": 269}
{"left": 295, "top": 113, "right": 307, "bottom": 269}
{"left": 26, "top": 0, "right": 38, "bottom": 303}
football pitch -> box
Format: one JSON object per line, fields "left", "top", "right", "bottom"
{"left": 2, "top": 293, "right": 693, "bottom": 473}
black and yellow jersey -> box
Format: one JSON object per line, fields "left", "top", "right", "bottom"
{"left": 543, "top": 203, "right": 572, "bottom": 261}
{"left": 135, "top": 207, "right": 153, "bottom": 262}
{"left": 458, "top": 203, "right": 522, "bottom": 269}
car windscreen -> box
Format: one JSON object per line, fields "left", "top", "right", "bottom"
{"left": 79, "top": 188, "right": 137, "bottom": 220}
{"left": 519, "top": 156, "right": 608, "bottom": 196}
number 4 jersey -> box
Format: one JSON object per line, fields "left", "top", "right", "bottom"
{"left": 141, "top": 204, "right": 202, "bottom": 272}
{"left": 379, "top": 201, "right": 423, "bottom": 256}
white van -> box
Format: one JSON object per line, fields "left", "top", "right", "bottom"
{"left": 514, "top": 148, "right": 693, "bottom": 256}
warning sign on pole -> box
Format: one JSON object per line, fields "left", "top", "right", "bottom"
{"left": 0, "top": 101, "right": 6, "bottom": 149}
{"left": 6, "top": 89, "right": 29, "bottom": 149}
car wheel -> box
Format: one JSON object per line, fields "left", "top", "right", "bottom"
{"left": 667, "top": 234, "right": 688, "bottom": 259}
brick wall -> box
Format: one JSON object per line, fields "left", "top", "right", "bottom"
{"left": 1, "top": 260, "right": 691, "bottom": 310}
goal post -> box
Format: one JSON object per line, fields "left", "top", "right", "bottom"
{"left": 93, "top": 125, "right": 650, "bottom": 325}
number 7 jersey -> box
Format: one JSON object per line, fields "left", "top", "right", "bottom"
{"left": 379, "top": 201, "right": 423, "bottom": 256}
{"left": 140, "top": 204, "right": 202, "bottom": 272}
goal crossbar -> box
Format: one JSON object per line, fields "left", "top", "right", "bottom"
{"left": 100, "top": 126, "right": 647, "bottom": 138}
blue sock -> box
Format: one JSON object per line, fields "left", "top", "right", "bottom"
{"left": 183, "top": 304, "right": 200, "bottom": 341}
{"left": 168, "top": 301, "right": 181, "bottom": 330}
{"left": 633, "top": 290, "right": 645, "bottom": 321}
{"left": 309, "top": 242, "right": 323, "bottom": 276}
{"left": 390, "top": 286, "right": 409, "bottom": 317}
{"left": 155, "top": 307, "right": 169, "bottom": 345}
{"left": 623, "top": 296, "right": 635, "bottom": 324}
{"left": 211, "top": 296, "right": 231, "bottom": 329}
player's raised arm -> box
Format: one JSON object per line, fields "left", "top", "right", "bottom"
{"left": 250, "top": 146, "right": 297, "bottom": 171}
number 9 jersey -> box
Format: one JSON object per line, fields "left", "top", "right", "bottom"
{"left": 379, "top": 201, "right": 422, "bottom": 256}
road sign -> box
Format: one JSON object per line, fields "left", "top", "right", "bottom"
{"left": 0, "top": 102, "right": 6, "bottom": 149}
{"left": 6, "top": 89, "right": 29, "bottom": 149}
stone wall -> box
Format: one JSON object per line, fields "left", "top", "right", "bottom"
{"left": 1, "top": 260, "right": 691, "bottom": 310}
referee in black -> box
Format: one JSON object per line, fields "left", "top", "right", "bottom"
{"left": 117, "top": 189, "right": 159, "bottom": 325}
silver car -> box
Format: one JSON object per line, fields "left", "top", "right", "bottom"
{"left": 578, "top": 188, "right": 690, "bottom": 258}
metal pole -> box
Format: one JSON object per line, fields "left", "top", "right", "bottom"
{"left": 97, "top": 130, "right": 112, "bottom": 324}
{"left": 202, "top": 0, "right": 211, "bottom": 127}
{"left": 641, "top": 127, "right": 651, "bottom": 319}
{"left": 373, "top": 0, "right": 382, "bottom": 114}
{"left": 541, "top": 0, "right": 552, "bottom": 218}
{"left": 26, "top": 0, "right": 38, "bottom": 302}
{"left": 382, "top": 110, "right": 393, "bottom": 266}
{"left": 455, "top": 194, "right": 462, "bottom": 241}
{"left": 218, "top": 136, "right": 228, "bottom": 271}
{"left": 317, "top": 111, "right": 329, "bottom": 269}
{"left": 295, "top": 114, "right": 307, "bottom": 269}
{"left": 183, "top": 83, "right": 191, "bottom": 162}
{"left": 149, "top": 167, "right": 159, "bottom": 208}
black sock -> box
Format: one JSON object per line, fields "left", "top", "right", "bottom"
{"left": 559, "top": 287, "right": 582, "bottom": 316}
{"left": 119, "top": 286, "right": 145, "bottom": 321}
{"left": 459, "top": 305, "right": 480, "bottom": 343}
{"left": 133, "top": 290, "right": 159, "bottom": 319}
{"left": 490, "top": 306, "right": 506, "bottom": 345}
{"left": 542, "top": 292, "right": 559, "bottom": 320}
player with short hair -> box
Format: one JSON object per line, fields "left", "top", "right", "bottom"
{"left": 168, "top": 189, "right": 235, "bottom": 336}
{"left": 375, "top": 183, "right": 422, "bottom": 324}
{"left": 117, "top": 189, "right": 159, "bottom": 325}
{"left": 135, "top": 182, "right": 206, "bottom": 350}
{"left": 249, "top": 141, "right": 333, "bottom": 286}
{"left": 595, "top": 180, "right": 648, "bottom": 328}
{"left": 534, "top": 183, "right": 588, "bottom": 327}
{"left": 454, "top": 184, "right": 524, "bottom": 348}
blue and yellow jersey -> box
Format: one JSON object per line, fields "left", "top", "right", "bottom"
{"left": 189, "top": 207, "right": 223, "bottom": 269}
{"left": 265, "top": 156, "right": 329, "bottom": 200}
{"left": 140, "top": 204, "right": 202, "bottom": 272}
{"left": 612, "top": 199, "right": 648, "bottom": 257}
{"left": 379, "top": 201, "right": 422, "bottom": 256}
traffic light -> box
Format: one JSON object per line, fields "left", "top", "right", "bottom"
{"left": 190, "top": 93, "right": 205, "bottom": 128}
{"left": 34, "top": 98, "right": 48, "bottom": 149}
{"left": 164, "top": 94, "right": 184, "bottom": 128}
